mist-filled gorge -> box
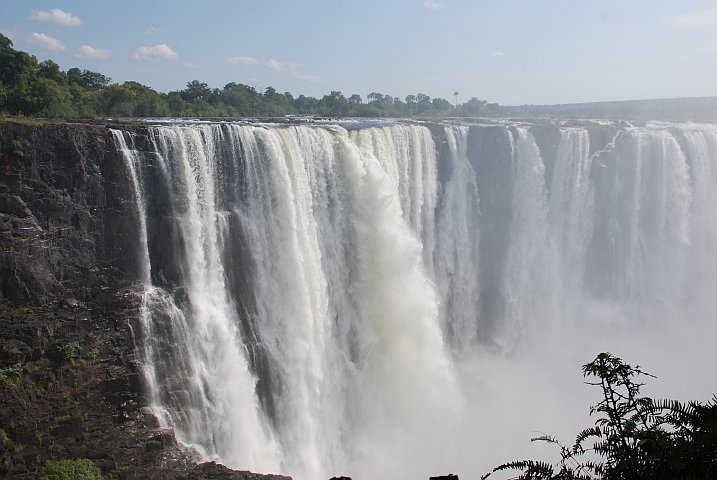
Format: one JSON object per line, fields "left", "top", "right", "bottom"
{"left": 3, "top": 2, "right": 717, "bottom": 479}
{"left": 110, "top": 120, "right": 717, "bottom": 479}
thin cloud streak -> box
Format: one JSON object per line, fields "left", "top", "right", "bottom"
{"left": 265, "top": 59, "right": 325, "bottom": 83}
{"left": 660, "top": 7, "right": 717, "bottom": 28}
{"left": 294, "top": 74, "right": 324, "bottom": 83}
{"left": 424, "top": 1, "right": 446, "bottom": 9}
{"left": 265, "top": 59, "right": 299, "bottom": 72}
{"left": 30, "top": 9, "right": 83, "bottom": 27}
{"left": 489, "top": 51, "right": 506, "bottom": 58}
{"left": 77, "top": 45, "right": 112, "bottom": 59}
{"left": 227, "top": 56, "right": 258, "bottom": 65}
{"left": 28, "top": 32, "right": 65, "bottom": 51}
{"left": 145, "top": 27, "right": 162, "bottom": 34}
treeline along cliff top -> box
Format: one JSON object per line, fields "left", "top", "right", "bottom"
{"left": 0, "top": 34, "right": 500, "bottom": 120}
{"left": 1, "top": 33, "right": 715, "bottom": 122}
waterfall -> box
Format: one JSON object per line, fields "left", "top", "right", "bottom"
{"left": 113, "top": 120, "right": 717, "bottom": 480}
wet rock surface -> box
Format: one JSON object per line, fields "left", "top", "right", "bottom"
{"left": 0, "top": 121, "right": 285, "bottom": 480}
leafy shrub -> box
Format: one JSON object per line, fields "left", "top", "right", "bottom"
{"left": 0, "top": 428, "right": 14, "bottom": 446}
{"left": 0, "top": 363, "right": 21, "bottom": 382}
{"left": 483, "top": 352, "right": 717, "bottom": 479}
{"left": 12, "top": 139, "right": 24, "bottom": 156}
{"left": 38, "top": 458, "right": 102, "bottom": 480}
{"left": 84, "top": 348, "right": 99, "bottom": 362}
{"left": 57, "top": 342, "right": 80, "bottom": 362}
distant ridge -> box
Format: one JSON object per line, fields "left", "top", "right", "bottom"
{"left": 503, "top": 96, "right": 717, "bottom": 123}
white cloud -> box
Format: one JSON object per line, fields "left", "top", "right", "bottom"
{"left": 30, "top": 8, "right": 83, "bottom": 27}
{"left": 133, "top": 44, "right": 178, "bottom": 60}
{"left": 660, "top": 7, "right": 717, "bottom": 28}
{"left": 145, "top": 26, "right": 162, "bottom": 34}
{"left": 424, "top": 1, "right": 445, "bottom": 9}
{"left": 76, "top": 45, "right": 112, "bottom": 59}
{"left": 489, "top": 51, "right": 506, "bottom": 58}
{"left": 294, "top": 74, "right": 324, "bottom": 83}
{"left": 227, "top": 56, "right": 258, "bottom": 65}
{"left": 28, "top": 32, "right": 65, "bottom": 51}
{"left": 182, "top": 61, "right": 200, "bottom": 69}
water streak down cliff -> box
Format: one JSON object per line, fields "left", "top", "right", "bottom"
{"left": 113, "top": 121, "right": 717, "bottom": 480}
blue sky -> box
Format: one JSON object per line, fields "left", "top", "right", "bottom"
{"left": 1, "top": 1, "right": 716, "bottom": 105}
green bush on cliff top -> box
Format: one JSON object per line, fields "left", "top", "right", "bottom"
{"left": 39, "top": 458, "right": 102, "bottom": 480}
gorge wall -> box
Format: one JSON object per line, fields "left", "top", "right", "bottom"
{"left": 2, "top": 119, "right": 716, "bottom": 480}
{"left": 0, "top": 121, "right": 291, "bottom": 480}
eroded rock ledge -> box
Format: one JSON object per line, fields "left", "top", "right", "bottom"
{"left": 0, "top": 121, "right": 289, "bottom": 480}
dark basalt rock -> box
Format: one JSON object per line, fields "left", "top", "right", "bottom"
{"left": 178, "top": 462, "right": 292, "bottom": 480}
{"left": 0, "top": 121, "right": 284, "bottom": 480}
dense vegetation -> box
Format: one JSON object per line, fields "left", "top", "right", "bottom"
{"left": 38, "top": 459, "right": 102, "bottom": 480}
{"left": 0, "top": 34, "right": 501, "bottom": 120}
{"left": 483, "top": 353, "right": 717, "bottom": 479}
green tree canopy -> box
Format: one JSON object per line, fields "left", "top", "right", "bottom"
{"left": 0, "top": 32, "right": 506, "bottom": 119}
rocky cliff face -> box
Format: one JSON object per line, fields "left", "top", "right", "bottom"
{"left": 0, "top": 121, "right": 292, "bottom": 480}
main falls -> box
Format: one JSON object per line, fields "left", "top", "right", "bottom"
{"left": 113, "top": 120, "right": 717, "bottom": 479}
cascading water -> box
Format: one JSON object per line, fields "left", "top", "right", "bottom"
{"left": 113, "top": 120, "right": 717, "bottom": 480}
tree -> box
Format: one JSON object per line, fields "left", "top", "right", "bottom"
{"left": 320, "top": 91, "right": 349, "bottom": 117}
{"left": 37, "top": 60, "right": 67, "bottom": 85}
{"left": 432, "top": 97, "right": 453, "bottom": 112}
{"left": 483, "top": 352, "right": 717, "bottom": 480}
{"left": 294, "top": 94, "right": 319, "bottom": 114}
{"left": 464, "top": 97, "right": 487, "bottom": 116}
{"left": 0, "top": 34, "right": 37, "bottom": 86}
{"left": 454, "top": 91, "right": 459, "bottom": 107}
{"left": 67, "top": 68, "right": 111, "bottom": 91}
{"left": 0, "top": 82, "right": 7, "bottom": 107}
{"left": 27, "top": 77, "right": 75, "bottom": 118}
{"left": 182, "top": 80, "right": 212, "bottom": 101}
{"left": 348, "top": 94, "right": 362, "bottom": 104}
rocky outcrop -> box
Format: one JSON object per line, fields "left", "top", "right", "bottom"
{"left": 0, "top": 121, "right": 140, "bottom": 306}
{"left": 0, "top": 121, "right": 287, "bottom": 480}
